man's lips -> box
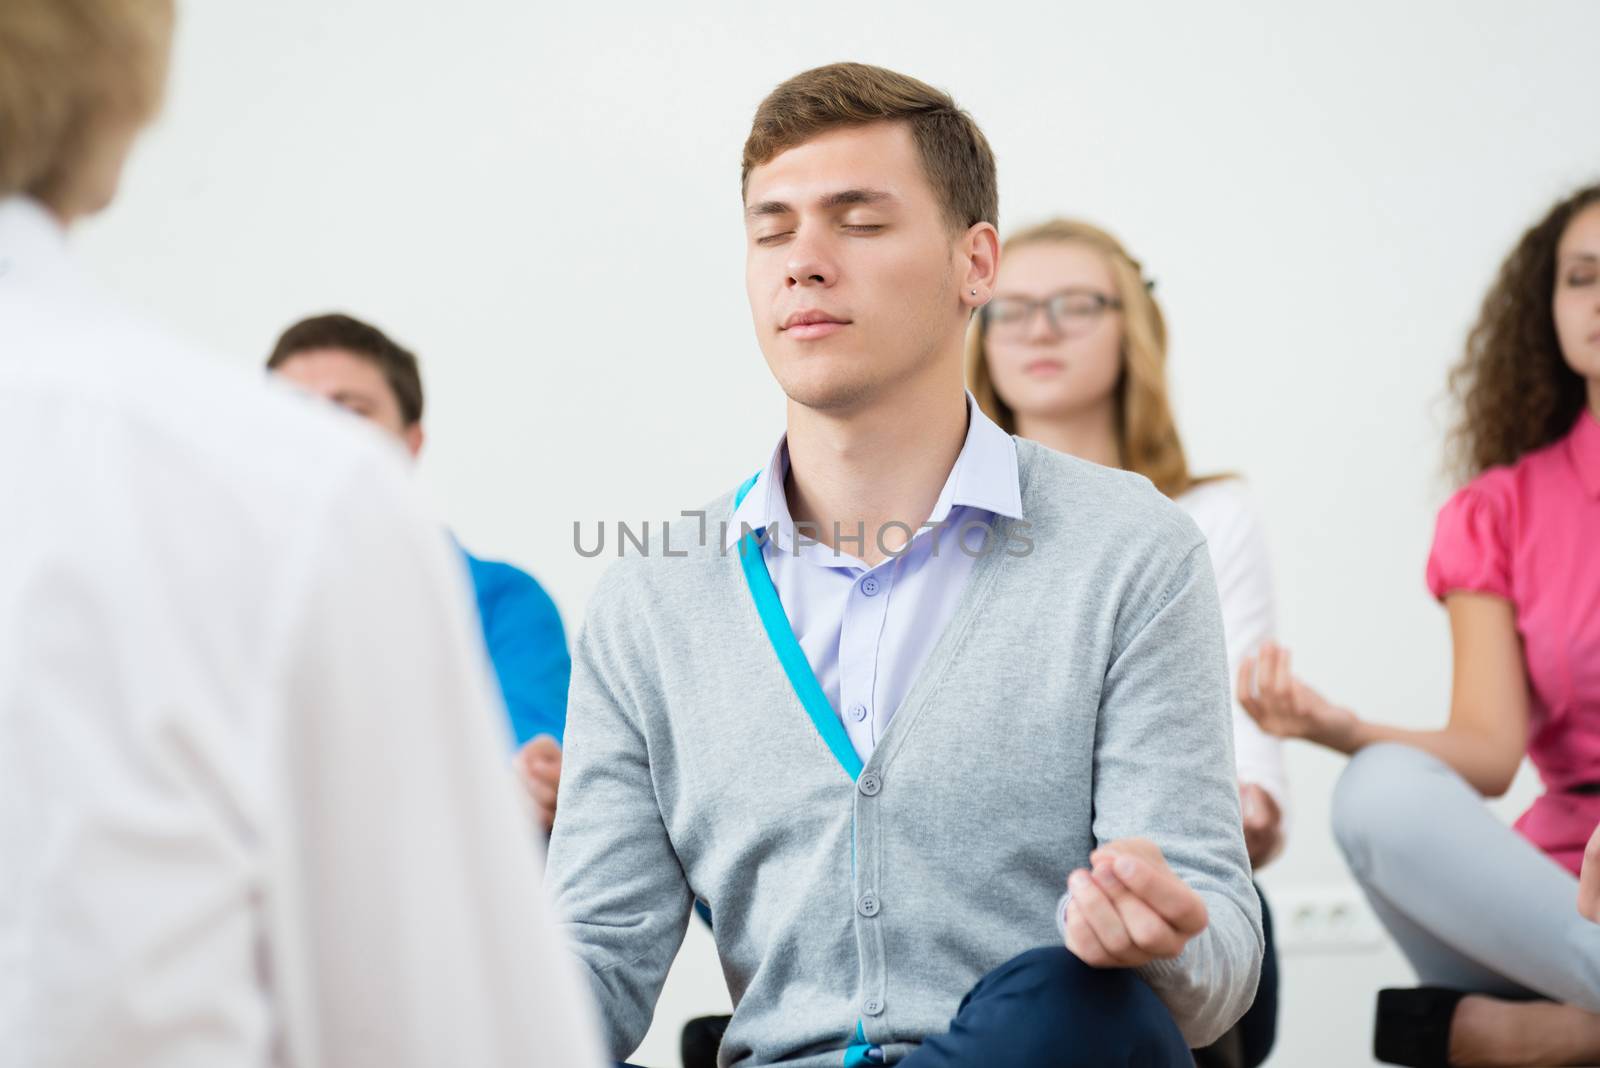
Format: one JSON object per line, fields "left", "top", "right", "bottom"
{"left": 787, "top": 321, "right": 847, "bottom": 340}
{"left": 781, "top": 310, "right": 851, "bottom": 339}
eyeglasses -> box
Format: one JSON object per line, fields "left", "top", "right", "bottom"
{"left": 981, "top": 288, "right": 1123, "bottom": 339}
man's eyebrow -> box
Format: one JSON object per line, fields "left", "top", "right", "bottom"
{"left": 746, "top": 200, "right": 792, "bottom": 219}
{"left": 820, "top": 188, "right": 893, "bottom": 210}
{"left": 744, "top": 188, "right": 895, "bottom": 220}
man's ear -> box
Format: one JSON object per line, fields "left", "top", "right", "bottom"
{"left": 403, "top": 422, "right": 425, "bottom": 459}
{"left": 960, "top": 221, "right": 1001, "bottom": 309}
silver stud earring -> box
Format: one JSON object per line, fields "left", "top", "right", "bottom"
{"left": 970, "top": 289, "right": 978, "bottom": 296}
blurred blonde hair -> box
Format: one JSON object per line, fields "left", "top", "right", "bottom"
{"left": 965, "top": 217, "right": 1209, "bottom": 499}
{"left": 0, "top": 0, "right": 174, "bottom": 209}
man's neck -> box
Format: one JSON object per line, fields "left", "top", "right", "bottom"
{"left": 783, "top": 370, "right": 969, "bottom": 568}
{"left": 1014, "top": 403, "right": 1122, "bottom": 471}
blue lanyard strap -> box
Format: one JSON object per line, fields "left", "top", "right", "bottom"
{"left": 735, "top": 474, "right": 878, "bottom": 1060}
{"left": 843, "top": 1020, "right": 885, "bottom": 1065}
{"left": 733, "top": 472, "right": 864, "bottom": 781}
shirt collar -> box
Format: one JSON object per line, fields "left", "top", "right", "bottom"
{"left": 940, "top": 393, "right": 1025, "bottom": 521}
{"left": 1569, "top": 407, "right": 1600, "bottom": 500}
{"left": 725, "top": 392, "right": 1024, "bottom": 553}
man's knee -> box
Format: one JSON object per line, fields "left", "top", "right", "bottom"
{"left": 970, "top": 947, "right": 1187, "bottom": 1065}
{"left": 1331, "top": 743, "right": 1441, "bottom": 873}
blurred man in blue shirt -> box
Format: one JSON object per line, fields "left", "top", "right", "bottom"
{"left": 267, "top": 314, "right": 569, "bottom": 825}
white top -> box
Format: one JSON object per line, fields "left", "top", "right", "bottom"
{"left": 725, "top": 396, "right": 1024, "bottom": 763}
{"left": 1176, "top": 479, "right": 1289, "bottom": 821}
{"left": 0, "top": 198, "right": 606, "bottom": 1068}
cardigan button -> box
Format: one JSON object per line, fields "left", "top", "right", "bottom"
{"left": 858, "top": 892, "right": 880, "bottom": 918}
{"left": 863, "top": 997, "right": 884, "bottom": 1016}
{"left": 858, "top": 773, "right": 882, "bottom": 797}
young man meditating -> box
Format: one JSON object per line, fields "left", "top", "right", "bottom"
{"left": 547, "top": 62, "right": 1262, "bottom": 1067}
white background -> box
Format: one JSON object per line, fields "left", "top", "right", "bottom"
{"left": 79, "top": 1, "right": 1596, "bottom": 1064}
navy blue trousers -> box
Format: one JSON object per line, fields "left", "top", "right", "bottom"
{"left": 896, "top": 946, "right": 1191, "bottom": 1066}
{"left": 622, "top": 944, "right": 1189, "bottom": 1067}
{"left": 1239, "top": 886, "right": 1278, "bottom": 1067}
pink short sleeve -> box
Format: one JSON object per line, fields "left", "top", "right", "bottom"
{"left": 1426, "top": 477, "right": 1513, "bottom": 601}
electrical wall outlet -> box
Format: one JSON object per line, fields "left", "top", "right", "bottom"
{"left": 1268, "top": 885, "right": 1385, "bottom": 953}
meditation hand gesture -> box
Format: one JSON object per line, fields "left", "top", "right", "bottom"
{"left": 1064, "top": 838, "right": 1209, "bottom": 968}
{"left": 1237, "top": 640, "right": 1359, "bottom": 753}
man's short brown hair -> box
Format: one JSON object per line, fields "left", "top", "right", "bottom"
{"left": 266, "top": 313, "right": 424, "bottom": 426}
{"left": 741, "top": 62, "right": 998, "bottom": 233}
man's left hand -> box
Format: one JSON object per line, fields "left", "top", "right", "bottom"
{"left": 1064, "top": 837, "right": 1209, "bottom": 968}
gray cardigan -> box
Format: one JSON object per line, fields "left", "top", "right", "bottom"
{"left": 547, "top": 439, "right": 1263, "bottom": 1065}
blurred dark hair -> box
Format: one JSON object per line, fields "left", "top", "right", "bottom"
{"left": 267, "top": 313, "right": 424, "bottom": 426}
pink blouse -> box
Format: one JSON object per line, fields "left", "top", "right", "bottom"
{"left": 1425, "top": 409, "right": 1600, "bottom": 875}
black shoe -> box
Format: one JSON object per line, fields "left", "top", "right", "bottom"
{"left": 1373, "top": 987, "right": 1468, "bottom": 1067}
{"left": 680, "top": 1014, "right": 731, "bottom": 1068}
{"left": 1192, "top": 1020, "right": 1245, "bottom": 1068}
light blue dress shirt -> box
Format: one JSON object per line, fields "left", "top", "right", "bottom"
{"left": 726, "top": 394, "right": 1024, "bottom": 763}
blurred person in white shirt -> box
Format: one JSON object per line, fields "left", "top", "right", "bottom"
{"left": 0, "top": 3, "right": 606, "bottom": 1066}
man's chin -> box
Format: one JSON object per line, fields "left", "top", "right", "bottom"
{"left": 759, "top": 343, "right": 863, "bottom": 408}
{"left": 774, "top": 370, "right": 883, "bottom": 415}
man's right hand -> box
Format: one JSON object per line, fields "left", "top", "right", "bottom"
{"left": 514, "top": 734, "right": 562, "bottom": 833}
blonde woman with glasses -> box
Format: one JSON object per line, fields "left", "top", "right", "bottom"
{"left": 968, "top": 218, "right": 1285, "bottom": 1068}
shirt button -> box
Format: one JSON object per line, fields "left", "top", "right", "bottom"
{"left": 849, "top": 702, "right": 869, "bottom": 722}
{"left": 858, "top": 892, "right": 880, "bottom": 918}
{"left": 858, "top": 773, "right": 882, "bottom": 796}
{"left": 863, "top": 997, "right": 884, "bottom": 1016}
{"left": 860, "top": 576, "right": 881, "bottom": 596}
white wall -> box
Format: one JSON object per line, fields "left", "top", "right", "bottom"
{"left": 77, "top": 1, "right": 1595, "bottom": 1064}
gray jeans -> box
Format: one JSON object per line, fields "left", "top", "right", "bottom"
{"left": 1333, "top": 742, "right": 1600, "bottom": 1010}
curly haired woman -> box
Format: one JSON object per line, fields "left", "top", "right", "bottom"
{"left": 1241, "top": 183, "right": 1600, "bottom": 1067}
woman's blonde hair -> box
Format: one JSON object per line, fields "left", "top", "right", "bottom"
{"left": 965, "top": 217, "right": 1208, "bottom": 499}
{"left": 0, "top": 0, "right": 174, "bottom": 209}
